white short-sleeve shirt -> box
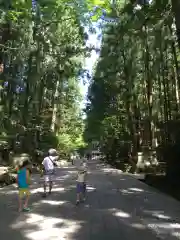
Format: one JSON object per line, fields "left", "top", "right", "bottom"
{"left": 42, "top": 156, "right": 56, "bottom": 171}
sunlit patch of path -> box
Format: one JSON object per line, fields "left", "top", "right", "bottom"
{"left": 11, "top": 212, "right": 82, "bottom": 240}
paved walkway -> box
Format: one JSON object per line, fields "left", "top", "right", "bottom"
{"left": 1, "top": 160, "right": 180, "bottom": 240}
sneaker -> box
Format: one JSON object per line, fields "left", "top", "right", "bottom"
{"left": 23, "top": 207, "right": 31, "bottom": 212}
{"left": 76, "top": 200, "right": 80, "bottom": 206}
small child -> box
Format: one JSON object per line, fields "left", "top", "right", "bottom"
{"left": 76, "top": 160, "right": 87, "bottom": 205}
{"left": 17, "top": 160, "right": 31, "bottom": 212}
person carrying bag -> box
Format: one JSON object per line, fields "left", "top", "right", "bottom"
{"left": 41, "top": 149, "right": 58, "bottom": 197}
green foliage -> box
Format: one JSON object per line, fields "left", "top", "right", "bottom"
{"left": 85, "top": 0, "right": 180, "bottom": 174}
{"left": 0, "top": 0, "right": 87, "bottom": 159}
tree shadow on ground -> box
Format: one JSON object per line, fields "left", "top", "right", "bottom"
{"left": 1, "top": 161, "right": 180, "bottom": 240}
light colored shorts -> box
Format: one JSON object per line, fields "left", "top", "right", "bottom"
{"left": 44, "top": 170, "right": 54, "bottom": 182}
{"left": 19, "top": 188, "right": 30, "bottom": 198}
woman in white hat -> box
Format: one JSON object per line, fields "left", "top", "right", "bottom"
{"left": 41, "top": 149, "right": 58, "bottom": 197}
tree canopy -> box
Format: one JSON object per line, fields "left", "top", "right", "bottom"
{"left": 85, "top": 0, "right": 180, "bottom": 180}
{"left": 0, "top": 0, "right": 94, "bottom": 157}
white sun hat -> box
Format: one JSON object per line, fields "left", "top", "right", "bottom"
{"left": 48, "top": 148, "right": 57, "bottom": 156}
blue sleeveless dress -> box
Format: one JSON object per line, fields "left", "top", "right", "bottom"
{"left": 18, "top": 168, "right": 28, "bottom": 188}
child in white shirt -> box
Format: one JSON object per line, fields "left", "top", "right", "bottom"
{"left": 76, "top": 160, "right": 87, "bottom": 205}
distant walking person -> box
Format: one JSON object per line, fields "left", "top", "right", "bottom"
{"left": 86, "top": 152, "right": 91, "bottom": 161}
{"left": 17, "top": 159, "right": 31, "bottom": 212}
{"left": 42, "top": 149, "right": 58, "bottom": 198}
{"left": 70, "top": 153, "right": 74, "bottom": 165}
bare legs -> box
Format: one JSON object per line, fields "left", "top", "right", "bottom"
{"left": 76, "top": 183, "right": 86, "bottom": 204}
{"left": 18, "top": 196, "right": 23, "bottom": 212}
{"left": 43, "top": 181, "right": 47, "bottom": 196}
{"left": 49, "top": 181, "right": 52, "bottom": 193}
{"left": 76, "top": 193, "right": 80, "bottom": 203}
{"left": 24, "top": 194, "right": 30, "bottom": 208}
{"left": 18, "top": 190, "right": 30, "bottom": 212}
{"left": 83, "top": 183, "right": 86, "bottom": 201}
{"left": 43, "top": 180, "right": 53, "bottom": 197}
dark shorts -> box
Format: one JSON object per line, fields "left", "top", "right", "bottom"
{"left": 77, "top": 182, "right": 86, "bottom": 193}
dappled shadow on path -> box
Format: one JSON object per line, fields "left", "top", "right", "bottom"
{"left": 1, "top": 162, "right": 180, "bottom": 239}
{"left": 101, "top": 163, "right": 180, "bottom": 240}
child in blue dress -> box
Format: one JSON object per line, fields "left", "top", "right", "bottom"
{"left": 17, "top": 160, "right": 31, "bottom": 212}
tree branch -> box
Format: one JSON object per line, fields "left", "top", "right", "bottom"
{"left": 42, "top": 17, "right": 73, "bottom": 28}
{"left": 0, "top": 43, "right": 20, "bottom": 50}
